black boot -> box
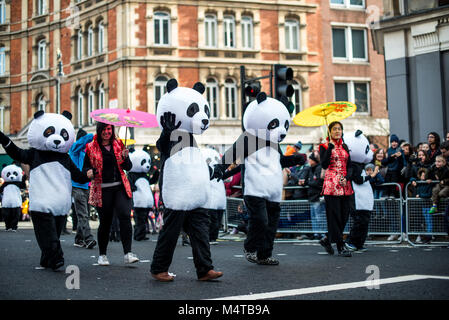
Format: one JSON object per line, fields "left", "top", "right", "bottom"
{"left": 319, "top": 237, "right": 334, "bottom": 255}
{"left": 337, "top": 242, "right": 352, "bottom": 257}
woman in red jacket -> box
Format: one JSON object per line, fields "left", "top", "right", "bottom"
{"left": 319, "top": 121, "right": 354, "bottom": 257}
{"left": 83, "top": 122, "right": 139, "bottom": 266}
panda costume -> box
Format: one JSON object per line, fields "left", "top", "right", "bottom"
{"left": 0, "top": 164, "right": 26, "bottom": 231}
{"left": 127, "top": 149, "right": 159, "bottom": 241}
{"left": 344, "top": 130, "right": 374, "bottom": 252}
{"left": 214, "top": 92, "right": 306, "bottom": 265}
{"left": 201, "top": 148, "right": 226, "bottom": 244}
{"left": 0, "top": 111, "right": 90, "bottom": 270}
{"left": 150, "top": 79, "right": 223, "bottom": 282}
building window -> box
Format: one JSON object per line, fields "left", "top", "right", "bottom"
{"left": 223, "top": 15, "right": 235, "bottom": 48}
{"left": 241, "top": 16, "right": 253, "bottom": 49}
{"left": 206, "top": 78, "right": 219, "bottom": 119}
{"left": 88, "top": 86, "right": 94, "bottom": 125}
{"left": 332, "top": 27, "right": 367, "bottom": 61}
{"left": 37, "top": 0, "right": 46, "bottom": 16}
{"left": 0, "top": 105, "right": 4, "bottom": 132}
{"left": 154, "top": 76, "right": 168, "bottom": 112}
{"left": 0, "top": 47, "right": 5, "bottom": 75}
{"left": 37, "top": 94, "right": 46, "bottom": 112}
{"left": 98, "top": 83, "right": 105, "bottom": 109}
{"left": 291, "top": 81, "right": 302, "bottom": 114}
{"left": 77, "top": 88, "right": 84, "bottom": 127}
{"left": 334, "top": 81, "right": 369, "bottom": 114}
{"left": 98, "top": 22, "right": 105, "bottom": 53}
{"left": 330, "top": 0, "right": 365, "bottom": 8}
{"left": 205, "top": 14, "right": 217, "bottom": 48}
{"left": 0, "top": 0, "right": 6, "bottom": 24}
{"left": 77, "top": 29, "right": 83, "bottom": 60}
{"left": 37, "top": 40, "right": 46, "bottom": 70}
{"left": 285, "top": 19, "right": 300, "bottom": 51}
{"left": 87, "top": 25, "right": 94, "bottom": 57}
{"left": 224, "top": 79, "right": 237, "bottom": 119}
{"left": 154, "top": 12, "right": 170, "bottom": 46}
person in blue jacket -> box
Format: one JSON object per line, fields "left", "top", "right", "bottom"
{"left": 69, "top": 129, "right": 97, "bottom": 249}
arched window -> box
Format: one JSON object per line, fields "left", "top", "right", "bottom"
{"left": 154, "top": 12, "right": 170, "bottom": 46}
{"left": 87, "top": 25, "right": 94, "bottom": 57}
{"left": 0, "top": 0, "right": 6, "bottom": 24}
{"left": 224, "top": 79, "right": 237, "bottom": 119}
{"left": 223, "top": 15, "right": 235, "bottom": 48}
{"left": 205, "top": 14, "right": 217, "bottom": 48}
{"left": 98, "top": 83, "right": 105, "bottom": 109}
{"left": 88, "top": 86, "right": 94, "bottom": 125}
{"left": 37, "top": 39, "right": 46, "bottom": 70}
{"left": 77, "top": 29, "right": 83, "bottom": 60}
{"left": 77, "top": 88, "right": 84, "bottom": 127}
{"left": 0, "top": 46, "right": 5, "bottom": 75}
{"left": 241, "top": 16, "right": 253, "bottom": 49}
{"left": 154, "top": 76, "right": 168, "bottom": 112}
{"left": 98, "top": 22, "right": 105, "bottom": 53}
{"left": 291, "top": 81, "right": 302, "bottom": 114}
{"left": 36, "top": 94, "right": 46, "bottom": 112}
{"left": 206, "top": 78, "right": 219, "bottom": 119}
{"left": 285, "top": 19, "right": 300, "bottom": 51}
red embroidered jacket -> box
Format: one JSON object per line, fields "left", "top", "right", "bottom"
{"left": 85, "top": 136, "right": 132, "bottom": 207}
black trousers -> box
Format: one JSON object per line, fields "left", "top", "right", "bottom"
{"left": 133, "top": 207, "right": 149, "bottom": 241}
{"left": 208, "top": 209, "right": 224, "bottom": 241}
{"left": 324, "top": 194, "right": 354, "bottom": 249}
{"left": 151, "top": 208, "right": 213, "bottom": 278}
{"left": 96, "top": 185, "right": 133, "bottom": 255}
{"left": 3, "top": 207, "right": 21, "bottom": 230}
{"left": 243, "top": 195, "right": 281, "bottom": 260}
{"left": 30, "top": 211, "right": 66, "bottom": 269}
{"left": 347, "top": 210, "right": 371, "bottom": 249}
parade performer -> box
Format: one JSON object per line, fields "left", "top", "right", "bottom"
{"left": 0, "top": 164, "right": 26, "bottom": 231}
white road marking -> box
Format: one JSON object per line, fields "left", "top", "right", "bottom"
{"left": 139, "top": 260, "right": 151, "bottom": 263}
{"left": 209, "top": 275, "right": 449, "bottom": 300}
{"left": 25, "top": 240, "right": 31, "bottom": 242}
{"left": 234, "top": 255, "right": 244, "bottom": 258}
{"left": 276, "top": 253, "right": 287, "bottom": 256}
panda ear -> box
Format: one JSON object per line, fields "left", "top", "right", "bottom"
{"left": 256, "top": 92, "right": 267, "bottom": 104}
{"left": 193, "top": 82, "right": 205, "bottom": 94}
{"left": 355, "top": 130, "right": 363, "bottom": 137}
{"left": 129, "top": 147, "right": 135, "bottom": 153}
{"left": 166, "top": 79, "right": 178, "bottom": 93}
{"left": 34, "top": 110, "right": 44, "bottom": 119}
{"left": 2, "top": 164, "right": 6, "bottom": 168}
{"left": 62, "top": 110, "right": 72, "bottom": 120}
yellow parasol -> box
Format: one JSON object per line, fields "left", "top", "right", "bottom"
{"left": 120, "top": 138, "right": 136, "bottom": 146}
{"left": 293, "top": 101, "right": 357, "bottom": 128}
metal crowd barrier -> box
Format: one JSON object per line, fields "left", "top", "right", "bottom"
{"left": 405, "top": 181, "right": 449, "bottom": 247}
{"left": 224, "top": 183, "right": 405, "bottom": 245}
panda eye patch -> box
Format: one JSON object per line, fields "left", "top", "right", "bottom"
{"left": 186, "top": 103, "right": 200, "bottom": 118}
{"left": 365, "top": 145, "right": 370, "bottom": 154}
{"left": 141, "top": 159, "right": 147, "bottom": 166}
{"left": 6, "top": 172, "right": 10, "bottom": 177}
{"left": 13, "top": 172, "right": 18, "bottom": 176}
{"left": 60, "top": 129, "right": 69, "bottom": 141}
{"left": 267, "top": 119, "right": 280, "bottom": 130}
{"left": 43, "top": 126, "right": 55, "bottom": 137}
{"left": 204, "top": 105, "right": 210, "bottom": 118}
{"left": 284, "top": 120, "right": 289, "bottom": 131}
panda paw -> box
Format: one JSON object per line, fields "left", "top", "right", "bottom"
{"left": 160, "top": 112, "right": 181, "bottom": 132}
{"left": 211, "top": 164, "right": 224, "bottom": 181}
{"left": 0, "top": 131, "right": 10, "bottom": 146}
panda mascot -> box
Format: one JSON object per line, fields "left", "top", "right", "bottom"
{"left": 0, "top": 164, "right": 26, "bottom": 231}
{"left": 201, "top": 148, "right": 226, "bottom": 244}
{"left": 150, "top": 78, "right": 223, "bottom": 282}
{"left": 214, "top": 92, "right": 306, "bottom": 265}
{"left": 0, "top": 111, "right": 90, "bottom": 270}
{"left": 344, "top": 130, "right": 374, "bottom": 252}
{"left": 127, "top": 149, "right": 159, "bottom": 241}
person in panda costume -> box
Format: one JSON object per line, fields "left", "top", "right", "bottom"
{"left": 0, "top": 163, "right": 26, "bottom": 231}
{"left": 150, "top": 79, "right": 223, "bottom": 282}
{"left": 213, "top": 92, "right": 306, "bottom": 265}
{"left": 201, "top": 147, "right": 226, "bottom": 244}
{"left": 344, "top": 130, "right": 374, "bottom": 252}
{"left": 0, "top": 111, "right": 91, "bottom": 270}
{"left": 127, "top": 148, "right": 159, "bottom": 241}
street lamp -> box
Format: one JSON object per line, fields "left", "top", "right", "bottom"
{"left": 56, "top": 48, "right": 64, "bottom": 114}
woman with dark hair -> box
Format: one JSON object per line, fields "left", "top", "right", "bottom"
{"left": 319, "top": 121, "right": 353, "bottom": 257}
{"left": 427, "top": 132, "right": 441, "bottom": 164}
{"left": 83, "top": 122, "right": 139, "bottom": 266}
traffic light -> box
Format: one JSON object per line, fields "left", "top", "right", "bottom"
{"left": 244, "top": 81, "right": 261, "bottom": 99}
{"left": 274, "top": 64, "right": 294, "bottom": 100}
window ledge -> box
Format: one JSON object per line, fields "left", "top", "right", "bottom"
{"left": 332, "top": 59, "right": 369, "bottom": 65}
{"left": 330, "top": 5, "right": 365, "bottom": 11}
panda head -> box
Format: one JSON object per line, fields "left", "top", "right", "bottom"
{"left": 201, "top": 148, "right": 221, "bottom": 169}
{"left": 156, "top": 79, "right": 210, "bottom": 135}
{"left": 129, "top": 149, "right": 152, "bottom": 173}
{"left": 243, "top": 92, "right": 291, "bottom": 143}
{"left": 1, "top": 164, "right": 23, "bottom": 183}
{"left": 27, "top": 111, "right": 75, "bottom": 153}
{"left": 344, "top": 130, "right": 373, "bottom": 164}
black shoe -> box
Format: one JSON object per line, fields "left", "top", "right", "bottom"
{"left": 338, "top": 249, "right": 352, "bottom": 257}
{"left": 243, "top": 249, "right": 258, "bottom": 263}
{"left": 256, "top": 257, "right": 279, "bottom": 265}
{"left": 73, "top": 240, "right": 86, "bottom": 248}
{"left": 51, "top": 260, "right": 64, "bottom": 271}
{"left": 319, "top": 237, "right": 334, "bottom": 255}
{"left": 85, "top": 239, "right": 97, "bottom": 249}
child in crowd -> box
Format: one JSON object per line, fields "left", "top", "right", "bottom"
{"left": 409, "top": 168, "right": 433, "bottom": 243}
{"left": 428, "top": 155, "right": 449, "bottom": 214}
{"left": 365, "top": 163, "right": 385, "bottom": 198}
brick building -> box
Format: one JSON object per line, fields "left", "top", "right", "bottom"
{"left": 0, "top": 0, "right": 388, "bottom": 154}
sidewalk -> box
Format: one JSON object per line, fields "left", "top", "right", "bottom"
{"left": 0, "top": 219, "right": 100, "bottom": 230}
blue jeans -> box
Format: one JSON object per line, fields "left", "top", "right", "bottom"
{"left": 422, "top": 208, "right": 433, "bottom": 233}
{"left": 310, "top": 201, "right": 326, "bottom": 235}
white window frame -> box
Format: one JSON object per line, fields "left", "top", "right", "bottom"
{"left": 87, "top": 25, "right": 94, "bottom": 57}
{"left": 205, "top": 14, "right": 217, "bottom": 48}
{"left": 223, "top": 15, "right": 236, "bottom": 49}
{"left": 241, "top": 16, "right": 253, "bottom": 49}
{"left": 333, "top": 79, "right": 370, "bottom": 115}
{"left": 77, "top": 88, "right": 84, "bottom": 127}
{"left": 330, "top": 0, "right": 365, "bottom": 9}
{"left": 0, "top": 105, "right": 4, "bottom": 132}
{"left": 37, "top": 40, "right": 46, "bottom": 70}
{"left": 154, "top": 12, "right": 170, "bottom": 46}
{"left": 88, "top": 86, "right": 94, "bottom": 125}
{"left": 77, "top": 29, "right": 83, "bottom": 60}
{"left": 154, "top": 76, "right": 168, "bottom": 112}
{"left": 206, "top": 79, "right": 219, "bottom": 119}
{"left": 0, "top": 47, "right": 5, "bottom": 75}
{"left": 224, "top": 79, "right": 237, "bottom": 119}
{"left": 331, "top": 25, "right": 368, "bottom": 62}
{"left": 98, "top": 83, "right": 105, "bottom": 109}
{"left": 37, "top": 0, "right": 46, "bottom": 16}
{"left": 37, "top": 94, "right": 46, "bottom": 112}
{"left": 292, "top": 82, "right": 303, "bottom": 114}
{"left": 0, "top": 0, "right": 6, "bottom": 24}
{"left": 285, "top": 19, "right": 300, "bottom": 52}
{"left": 98, "top": 22, "right": 104, "bottom": 53}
